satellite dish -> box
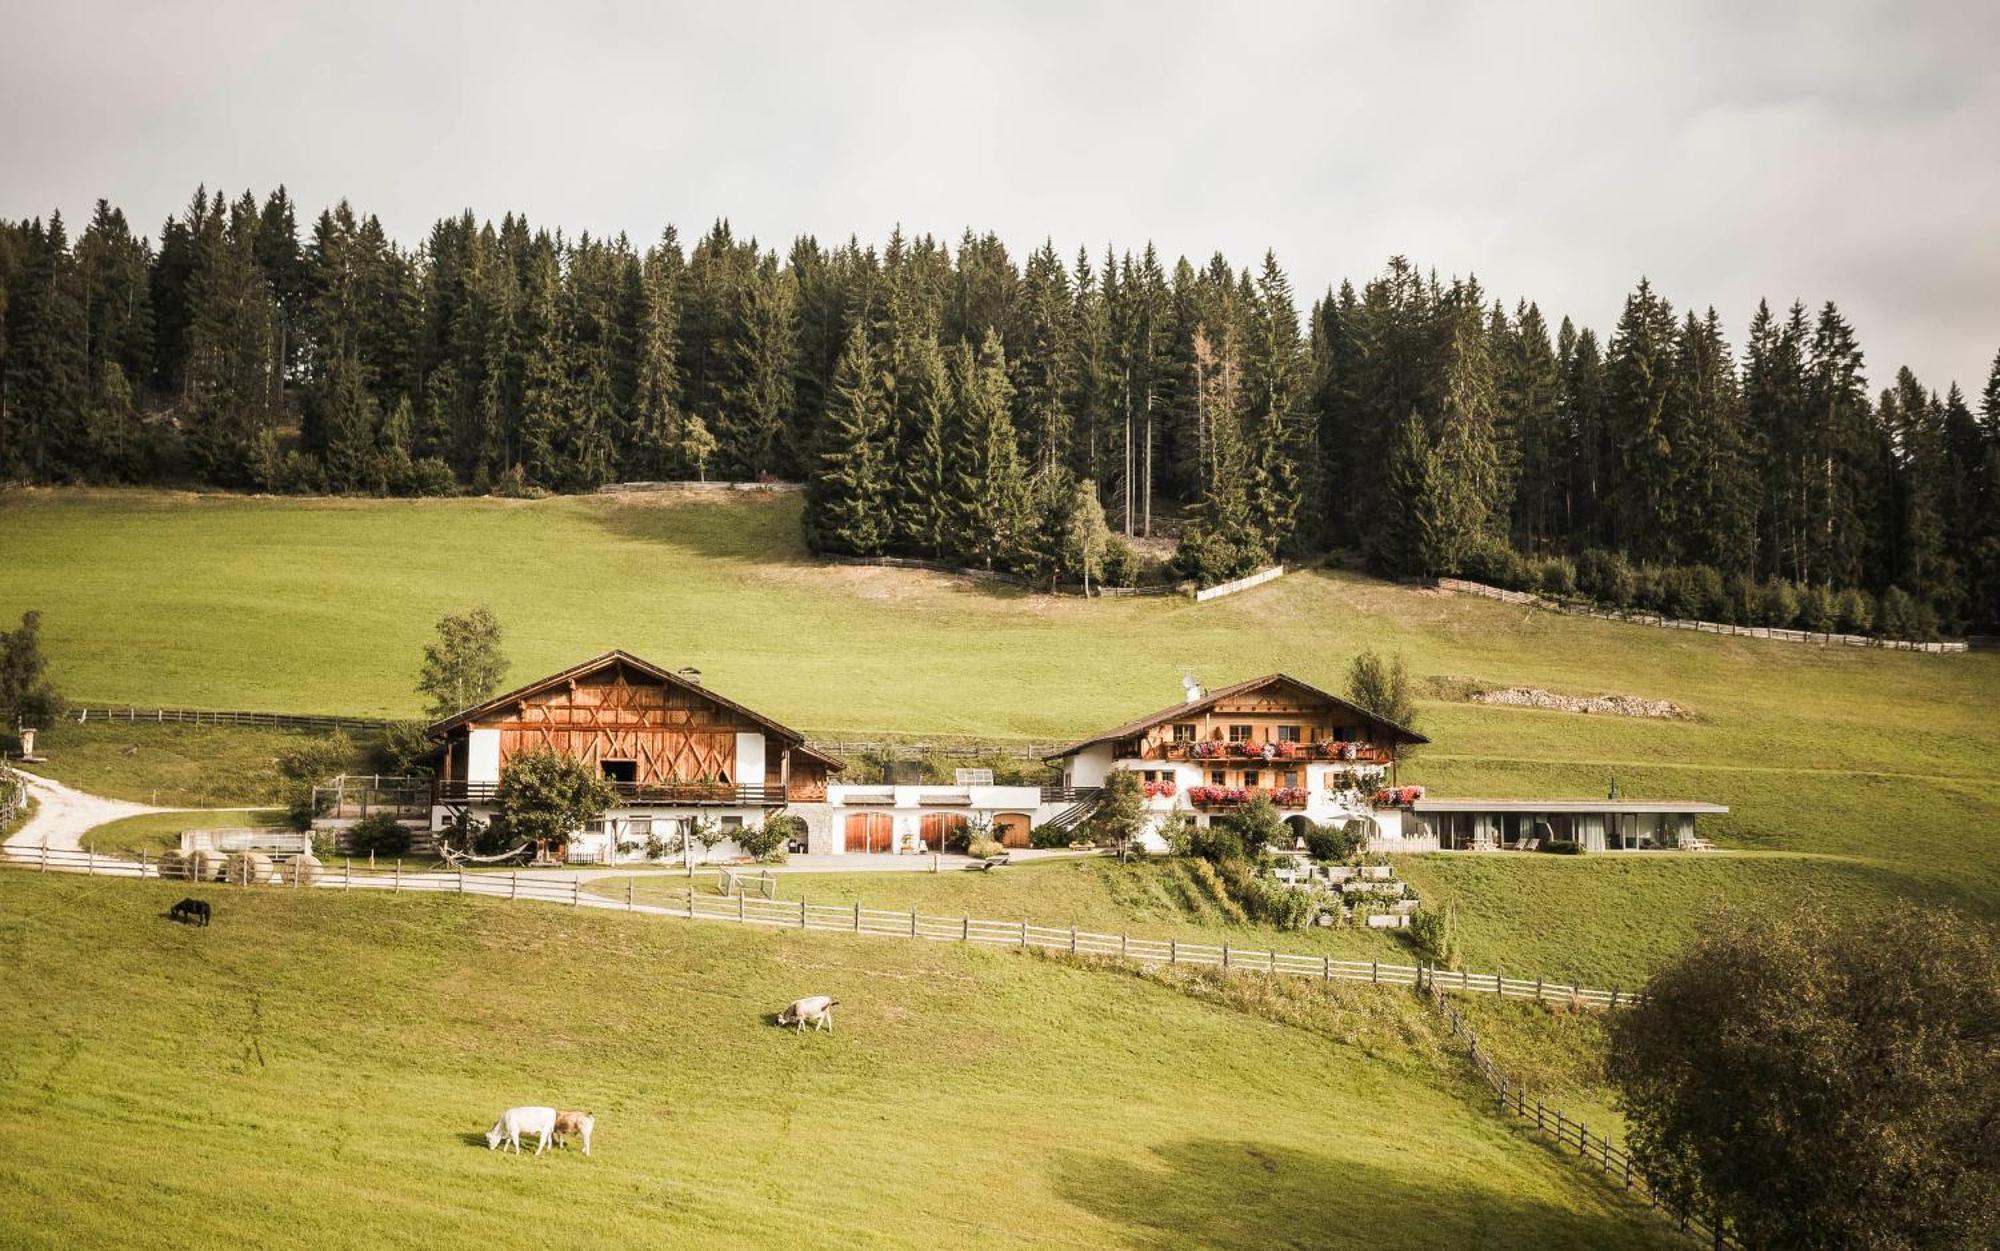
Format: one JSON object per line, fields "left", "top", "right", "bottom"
{"left": 1182, "top": 672, "right": 1204, "bottom": 703}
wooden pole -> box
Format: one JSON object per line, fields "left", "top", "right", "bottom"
{"left": 630, "top": 880, "right": 636, "bottom": 912}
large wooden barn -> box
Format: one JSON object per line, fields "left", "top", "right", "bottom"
{"left": 425, "top": 651, "right": 842, "bottom": 860}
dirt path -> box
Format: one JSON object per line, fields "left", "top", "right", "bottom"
{"left": 2, "top": 769, "right": 188, "bottom": 851}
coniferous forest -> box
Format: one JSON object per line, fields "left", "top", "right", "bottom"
{"left": 3, "top": 189, "right": 1998, "bottom": 634}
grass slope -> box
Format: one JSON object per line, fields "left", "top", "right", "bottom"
{"left": 0, "top": 872, "right": 1670, "bottom": 1250}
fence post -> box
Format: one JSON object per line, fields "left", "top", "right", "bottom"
{"left": 631, "top": 881, "right": 637, "bottom": 912}
{"left": 1611, "top": 986, "right": 1621, "bottom": 1009}
{"left": 1070, "top": 927, "right": 1078, "bottom": 954}
{"left": 87, "top": 846, "right": 95, "bottom": 876}
{"left": 1577, "top": 1122, "right": 1588, "bottom": 1156}
{"left": 458, "top": 866, "right": 465, "bottom": 894}
{"left": 511, "top": 871, "right": 518, "bottom": 900}
{"left": 1222, "top": 943, "right": 1230, "bottom": 971}
{"left": 1020, "top": 919, "right": 1028, "bottom": 948}
{"left": 40, "top": 843, "right": 48, "bottom": 872}
{"left": 573, "top": 878, "right": 581, "bottom": 907}
{"left": 139, "top": 850, "right": 148, "bottom": 879}
{"left": 1169, "top": 938, "right": 1177, "bottom": 965}
{"left": 345, "top": 858, "right": 352, "bottom": 891}
{"left": 910, "top": 909, "right": 918, "bottom": 938}
{"left": 1462, "top": 967, "right": 1470, "bottom": 993}
{"left": 802, "top": 898, "right": 809, "bottom": 929}
{"left": 963, "top": 915, "right": 970, "bottom": 942}
{"left": 1536, "top": 1100, "right": 1545, "bottom": 1133}
{"left": 1536, "top": 977, "right": 1543, "bottom": 1001}
{"left": 739, "top": 892, "right": 746, "bottom": 922}
{"left": 395, "top": 859, "right": 401, "bottom": 892}
{"left": 689, "top": 887, "right": 696, "bottom": 919}
{"left": 854, "top": 901, "right": 861, "bottom": 933}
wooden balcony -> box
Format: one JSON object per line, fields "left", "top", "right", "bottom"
{"left": 1186, "top": 785, "right": 1311, "bottom": 811}
{"left": 434, "top": 779, "right": 790, "bottom": 807}
{"left": 1152, "top": 741, "right": 1389, "bottom": 765}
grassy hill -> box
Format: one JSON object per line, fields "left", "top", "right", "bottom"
{"left": 4, "top": 486, "right": 1996, "bottom": 971}
{"left": 0, "top": 872, "right": 1672, "bottom": 1250}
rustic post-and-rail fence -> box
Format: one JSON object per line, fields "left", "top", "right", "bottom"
{"left": 69, "top": 705, "right": 393, "bottom": 733}
{"left": 1425, "top": 978, "right": 1734, "bottom": 1248}
{"left": 1, "top": 843, "right": 1640, "bottom": 1007}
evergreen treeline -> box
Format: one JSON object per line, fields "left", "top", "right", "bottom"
{"left": 3, "top": 189, "right": 1997, "bottom": 631}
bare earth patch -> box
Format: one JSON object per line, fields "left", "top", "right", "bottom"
{"left": 1470, "top": 687, "right": 1689, "bottom": 719}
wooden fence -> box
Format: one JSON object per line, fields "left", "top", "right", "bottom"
{"left": 70, "top": 706, "right": 392, "bottom": 733}
{"left": 1437, "top": 578, "right": 1967, "bottom": 653}
{"left": 1192, "top": 564, "right": 1286, "bottom": 602}
{"left": 1, "top": 844, "right": 1639, "bottom": 1008}
{"left": 1426, "top": 978, "right": 1732, "bottom": 1247}
{"left": 0, "top": 766, "right": 24, "bottom": 829}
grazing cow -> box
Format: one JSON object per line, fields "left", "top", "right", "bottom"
{"left": 553, "top": 1110, "right": 595, "bottom": 1156}
{"left": 485, "top": 1106, "right": 558, "bottom": 1155}
{"left": 777, "top": 995, "right": 838, "bottom": 1033}
{"left": 168, "top": 898, "right": 211, "bottom": 927}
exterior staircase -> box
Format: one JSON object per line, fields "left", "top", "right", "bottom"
{"left": 1038, "top": 795, "right": 1102, "bottom": 840}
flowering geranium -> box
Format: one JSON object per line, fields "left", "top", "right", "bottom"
{"left": 1191, "top": 741, "right": 1225, "bottom": 760}
{"left": 1188, "top": 785, "right": 1249, "bottom": 807}
{"left": 1369, "top": 785, "right": 1425, "bottom": 808}
{"left": 1142, "top": 780, "right": 1179, "bottom": 800}
{"left": 1271, "top": 786, "right": 1309, "bottom": 808}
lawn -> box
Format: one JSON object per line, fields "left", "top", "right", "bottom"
{"left": 15, "top": 718, "right": 357, "bottom": 807}
{"left": 78, "top": 807, "right": 289, "bottom": 855}
{"left": 0, "top": 871, "right": 1673, "bottom": 1250}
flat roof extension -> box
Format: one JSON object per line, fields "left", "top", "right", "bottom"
{"left": 1410, "top": 798, "right": 1729, "bottom": 815}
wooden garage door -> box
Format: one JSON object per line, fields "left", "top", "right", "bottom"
{"left": 919, "top": 812, "right": 968, "bottom": 852}
{"left": 844, "top": 812, "right": 893, "bottom": 853}
{"left": 993, "top": 813, "right": 1031, "bottom": 848}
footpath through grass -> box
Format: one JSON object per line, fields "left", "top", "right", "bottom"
{"left": 0, "top": 871, "right": 1671, "bottom": 1250}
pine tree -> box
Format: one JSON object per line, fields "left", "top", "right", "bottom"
{"left": 1430, "top": 279, "right": 1504, "bottom": 561}
{"left": 183, "top": 191, "right": 282, "bottom": 486}
{"left": 890, "top": 332, "right": 952, "bottom": 557}
{"left": 717, "top": 254, "right": 797, "bottom": 478}
{"left": 2, "top": 214, "right": 87, "bottom": 479}
{"left": 1502, "top": 301, "right": 1562, "bottom": 549}
{"left": 1603, "top": 278, "right": 1678, "bottom": 557}
{"left": 803, "top": 321, "right": 892, "bottom": 554}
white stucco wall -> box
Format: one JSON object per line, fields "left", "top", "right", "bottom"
{"left": 822, "top": 784, "right": 1044, "bottom": 854}
{"left": 466, "top": 728, "right": 501, "bottom": 784}
{"left": 734, "top": 732, "right": 766, "bottom": 786}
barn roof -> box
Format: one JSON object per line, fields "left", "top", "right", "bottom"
{"left": 1044, "top": 672, "right": 1429, "bottom": 760}
{"left": 423, "top": 650, "right": 844, "bottom": 770}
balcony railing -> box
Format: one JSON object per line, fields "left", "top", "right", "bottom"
{"left": 434, "top": 779, "right": 789, "bottom": 806}
{"left": 1153, "top": 741, "right": 1388, "bottom": 764}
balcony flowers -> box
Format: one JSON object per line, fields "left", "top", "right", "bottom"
{"left": 1188, "top": 785, "right": 1250, "bottom": 807}
{"left": 1271, "top": 786, "right": 1309, "bottom": 809}
{"left": 1191, "top": 740, "right": 1227, "bottom": 760}
{"left": 1370, "top": 785, "right": 1425, "bottom": 808}
{"left": 1142, "top": 779, "right": 1178, "bottom": 800}
{"left": 1337, "top": 742, "right": 1362, "bottom": 762}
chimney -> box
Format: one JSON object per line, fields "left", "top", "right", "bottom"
{"left": 677, "top": 666, "right": 702, "bottom": 687}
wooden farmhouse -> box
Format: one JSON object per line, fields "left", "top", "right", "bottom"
{"left": 425, "top": 651, "right": 842, "bottom": 860}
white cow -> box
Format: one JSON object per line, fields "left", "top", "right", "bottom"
{"left": 485, "top": 1105, "right": 558, "bottom": 1155}
{"left": 777, "top": 995, "right": 838, "bottom": 1033}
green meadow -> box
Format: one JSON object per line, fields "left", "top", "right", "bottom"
{"left": 0, "top": 873, "right": 1670, "bottom": 1250}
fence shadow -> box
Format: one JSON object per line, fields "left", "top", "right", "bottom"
{"left": 1050, "top": 1138, "right": 1661, "bottom": 1250}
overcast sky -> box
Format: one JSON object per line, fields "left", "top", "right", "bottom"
{"left": 4, "top": 1, "right": 1997, "bottom": 393}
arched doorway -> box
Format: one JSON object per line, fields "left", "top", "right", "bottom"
{"left": 843, "top": 812, "right": 893, "bottom": 853}
{"left": 1283, "top": 815, "right": 1315, "bottom": 848}
{"left": 992, "top": 813, "right": 1032, "bottom": 848}
{"left": 920, "top": 812, "right": 969, "bottom": 853}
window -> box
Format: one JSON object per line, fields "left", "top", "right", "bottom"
{"left": 721, "top": 815, "right": 743, "bottom": 831}
{"left": 1171, "top": 723, "right": 1195, "bottom": 742}
{"left": 1210, "top": 770, "right": 1227, "bottom": 786}
{"left": 1282, "top": 771, "right": 1300, "bottom": 788}
{"left": 1333, "top": 726, "right": 1355, "bottom": 742}
{"left": 1228, "top": 724, "right": 1253, "bottom": 743}
{"left": 600, "top": 759, "right": 638, "bottom": 783}
{"left": 1277, "top": 725, "right": 1301, "bottom": 743}
{"left": 1243, "top": 769, "right": 1260, "bottom": 787}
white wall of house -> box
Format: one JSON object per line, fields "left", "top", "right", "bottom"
{"left": 1098, "top": 756, "right": 1394, "bottom": 852}
{"left": 466, "top": 729, "right": 502, "bottom": 784}
{"left": 733, "top": 732, "right": 766, "bottom": 787}
{"left": 429, "top": 802, "right": 773, "bottom": 864}
{"left": 1063, "top": 744, "right": 1115, "bottom": 788}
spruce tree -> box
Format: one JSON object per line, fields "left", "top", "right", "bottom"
{"left": 948, "top": 331, "right": 1027, "bottom": 568}
{"left": 803, "top": 321, "right": 892, "bottom": 555}
{"left": 890, "top": 333, "right": 953, "bottom": 557}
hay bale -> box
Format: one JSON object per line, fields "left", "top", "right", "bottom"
{"left": 156, "top": 849, "right": 192, "bottom": 881}
{"left": 224, "top": 850, "right": 273, "bottom": 886}
{"left": 279, "top": 853, "right": 323, "bottom": 886}
{"left": 188, "top": 848, "right": 224, "bottom": 882}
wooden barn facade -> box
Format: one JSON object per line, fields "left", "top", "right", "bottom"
{"left": 424, "top": 651, "right": 841, "bottom": 859}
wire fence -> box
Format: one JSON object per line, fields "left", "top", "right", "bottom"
{"left": 1426, "top": 980, "right": 1732, "bottom": 1248}
{"left": 2, "top": 844, "right": 1641, "bottom": 1007}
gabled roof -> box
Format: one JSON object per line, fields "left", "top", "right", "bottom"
{"left": 1045, "top": 672, "right": 1430, "bottom": 760}
{"left": 424, "top": 650, "right": 844, "bottom": 771}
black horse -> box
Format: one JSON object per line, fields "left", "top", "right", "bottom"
{"left": 167, "top": 898, "right": 212, "bottom": 926}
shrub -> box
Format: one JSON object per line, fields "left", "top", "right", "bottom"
{"left": 1577, "top": 548, "right": 1635, "bottom": 608}
{"left": 1099, "top": 538, "right": 1140, "bottom": 588}
{"left": 1835, "top": 587, "right": 1875, "bottom": 634}
{"left": 494, "top": 747, "right": 618, "bottom": 849}
{"left": 1458, "top": 536, "right": 1530, "bottom": 590}
{"left": 1156, "top": 810, "right": 1196, "bottom": 857}
{"left": 1798, "top": 583, "right": 1837, "bottom": 633}
{"left": 1408, "top": 901, "right": 1461, "bottom": 968}
{"left": 369, "top": 720, "right": 437, "bottom": 776}
{"left": 1184, "top": 819, "right": 1246, "bottom": 865}
{"left": 966, "top": 836, "right": 1004, "bottom": 861}
{"left": 1537, "top": 556, "right": 1578, "bottom": 598}
{"left": 1759, "top": 578, "right": 1801, "bottom": 628}
{"left": 275, "top": 730, "right": 357, "bottom": 831}
{"left": 1725, "top": 573, "right": 1760, "bottom": 625}
{"left": 347, "top": 813, "right": 411, "bottom": 857}
{"left": 1304, "top": 821, "right": 1361, "bottom": 864}
{"left": 1631, "top": 563, "right": 1667, "bottom": 613}
{"left": 396, "top": 456, "right": 459, "bottom": 497}
{"left": 1541, "top": 840, "right": 1584, "bottom": 855}
{"left": 1876, "top": 586, "right": 1918, "bottom": 639}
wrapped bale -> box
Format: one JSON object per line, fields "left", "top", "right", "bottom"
{"left": 279, "top": 853, "right": 323, "bottom": 886}
{"left": 189, "top": 848, "right": 224, "bottom": 882}
{"left": 224, "top": 850, "right": 273, "bottom": 886}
